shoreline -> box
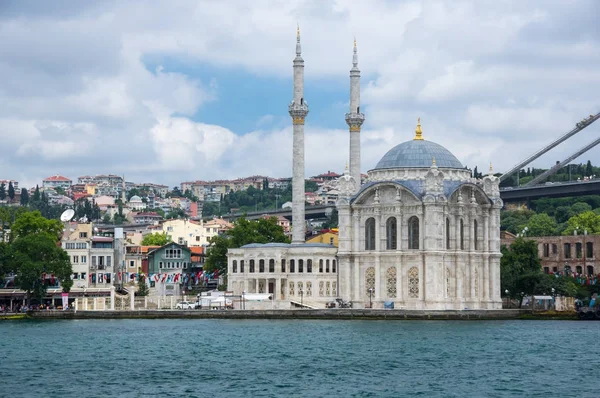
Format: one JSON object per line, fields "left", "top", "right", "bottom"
{"left": 1, "top": 309, "right": 579, "bottom": 321}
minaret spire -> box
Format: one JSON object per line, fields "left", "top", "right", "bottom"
{"left": 289, "top": 26, "right": 309, "bottom": 244}
{"left": 345, "top": 38, "right": 365, "bottom": 192}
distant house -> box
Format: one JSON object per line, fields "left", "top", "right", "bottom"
{"left": 306, "top": 231, "right": 338, "bottom": 247}
{"left": 146, "top": 243, "right": 192, "bottom": 297}
{"left": 133, "top": 212, "right": 163, "bottom": 224}
{"left": 43, "top": 175, "right": 72, "bottom": 190}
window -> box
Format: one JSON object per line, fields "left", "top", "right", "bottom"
{"left": 281, "top": 259, "right": 285, "bottom": 273}
{"left": 332, "top": 260, "right": 336, "bottom": 273}
{"left": 543, "top": 267, "right": 549, "bottom": 274}
{"left": 543, "top": 244, "right": 550, "bottom": 257}
{"left": 167, "top": 227, "right": 173, "bottom": 232}
{"left": 473, "top": 220, "right": 478, "bottom": 250}
{"left": 81, "top": 272, "right": 86, "bottom": 280}
{"left": 576, "top": 265, "right": 582, "bottom": 273}
{"left": 81, "top": 256, "right": 87, "bottom": 263}
{"left": 298, "top": 259, "right": 304, "bottom": 273}
{"left": 329, "top": 237, "right": 334, "bottom": 245}
{"left": 106, "top": 256, "right": 111, "bottom": 267}
{"left": 553, "top": 267, "right": 558, "bottom": 273}
{"left": 386, "top": 217, "right": 397, "bottom": 250}
{"left": 587, "top": 265, "right": 594, "bottom": 275}
{"left": 408, "top": 216, "right": 419, "bottom": 250}
{"left": 365, "top": 267, "right": 375, "bottom": 296}
{"left": 106, "top": 273, "right": 111, "bottom": 284}
{"left": 240, "top": 260, "right": 244, "bottom": 273}
{"left": 564, "top": 243, "right": 571, "bottom": 259}
{"left": 446, "top": 218, "right": 451, "bottom": 250}
{"left": 196, "top": 236, "right": 200, "bottom": 241}
{"left": 365, "top": 217, "right": 376, "bottom": 250}
{"left": 79, "top": 232, "right": 88, "bottom": 238}
{"left": 159, "top": 261, "right": 164, "bottom": 269}
{"left": 259, "top": 259, "right": 265, "bottom": 273}
{"left": 319, "top": 259, "right": 323, "bottom": 273}
{"left": 129, "top": 260, "right": 135, "bottom": 268}
{"left": 586, "top": 242, "right": 593, "bottom": 258}
{"left": 552, "top": 244, "right": 557, "bottom": 255}
{"left": 73, "top": 256, "right": 79, "bottom": 263}
{"left": 326, "top": 260, "right": 330, "bottom": 273}
{"left": 233, "top": 260, "right": 237, "bottom": 273}
{"left": 290, "top": 260, "right": 295, "bottom": 273}
{"left": 408, "top": 267, "right": 419, "bottom": 298}
{"left": 269, "top": 259, "right": 275, "bottom": 273}
{"left": 249, "top": 260, "right": 255, "bottom": 273}
{"left": 183, "top": 262, "right": 187, "bottom": 269}
{"left": 92, "top": 256, "right": 97, "bottom": 266}
{"left": 576, "top": 243, "right": 582, "bottom": 258}
{"left": 72, "top": 273, "right": 78, "bottom": 280}
{"left": 386, "top": 267, "right": 397, "bottom": 298}
{"left": 460, "top": 219, "right": 465, "bottom": 250}
{"left": 307, "top": 259, "right": 312, "bottom": 273}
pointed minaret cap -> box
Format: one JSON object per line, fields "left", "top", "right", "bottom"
{"left": 353, "top": 37, "right": 358, "bottom": 68}
{"left": 296, "top": 24, "right": 301, "bottom": 55}
{"left": 344, "top": 162, "right": 349, "bottom": 174}
{"left": 414, "top": 117, "right": 424, "bottom": 140}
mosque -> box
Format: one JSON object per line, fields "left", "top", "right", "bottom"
{"left": 227, "top": 30, "right": 503, "bottom": 310}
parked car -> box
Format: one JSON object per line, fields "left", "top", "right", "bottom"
{"left": 175, "top": 301, "right": 195, "bottom": 310}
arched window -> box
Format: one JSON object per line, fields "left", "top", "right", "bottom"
{"left": 232, "top": 260, "right": 237, "bottom": 273}
{"left": 319, "top": 259, "right": 324, "bottom": 273}
{"left": 408, "top": 216, "right": 419, "bottom": 250}
{"left": 586, "top": 242, "right": 594, "bottom": 258}
{"left": 259, "top": 259, "right": 265, "bottom": 273}
{"left": 386, "top": 217, "right": 397, "bottom": 250}
{"left": 587, "top": 265, "right": 594, "bottom": 275}
{"left": 576, "top": 265, "right": 582, "bottom": 274}
{"left": 240, "top": 260, "right": 244, "bottom": 273}
{"left": 307, "top": 259, "right": 312, "bottom": 273}
{"left": 460, "top": 219, "right": 465, "bottom": 250}
{"left": 365, "top": 218, "right": 376, "bottom": 250}
{"left": 281, "top": 259, "right": 286, "bottom": 273}
{"left": 298, "top": 259, "right": 304, "bottom": 273}
{"left": 386, "top": 267, "right": 397, "bottom": 298}
{"left": 473, "top": 220, "right": 478, "bottom": 250}
{"left": 408, "top": 267, "right": 419, "bottom": 298}
{"left": 446, "top": 218, "right": 451, "bottom": 250}
{"left": 332, "top": 259, "right": 336, "bottom": 273}
{"left": 326, "top": 260, "right": 330, "bottom": 273}
{"left": 269, "top": 259, "right": 275, "bottom": 273}
{"left": 249, "top": 260, "right": 255, "bottom": 273}
{"left": 290, "top": 259, "right": 295, "bottom": 273}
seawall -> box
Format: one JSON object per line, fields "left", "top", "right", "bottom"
{"left": 24, "top": 309, "right": 546, "bottom": 320}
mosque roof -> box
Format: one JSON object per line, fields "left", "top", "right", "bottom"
{"left": 373, "top": 119, "right": 463, "bottom": 170}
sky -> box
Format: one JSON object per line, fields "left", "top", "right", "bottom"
{"left": 0, "top": 0, "right": 599, "bottom": 189}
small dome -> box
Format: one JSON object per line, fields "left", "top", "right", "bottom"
{"left": 374, "top": 139, "right": 463, "bottom": 170}
{"left": 129, "top": 195, "right": 142, "bottom": 202}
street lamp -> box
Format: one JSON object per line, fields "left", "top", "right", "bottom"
{"left": 299, "top": 289, "right": 304, "bottom": 308}
{"left": 242, "top": 291, "right": 246, "bottom": 310}
{"left": 368, "top": 287, "right": 375, "bottom": 309}
{"left": 551, "top": 287, "right": 556, "bottom": 310}
{"left": 505, "top": 289, "right": 509, "bottom": 308}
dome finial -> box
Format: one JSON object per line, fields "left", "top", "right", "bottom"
{"left": 432, "top": 157, "right": 436, "bottom": 167}
{"left": 414, "top": 117, "right": 423, "bottom": 140}
{"left": 345, "top": 162, "right": 349, "bottom": 174}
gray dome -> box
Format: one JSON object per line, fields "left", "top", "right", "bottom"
{"left": 374, "top": 139, "right": 463, "bottom": 170}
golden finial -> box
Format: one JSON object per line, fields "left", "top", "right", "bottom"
{"left": 345, "top": 162, "right": 349, "bottom": 173}
{"left": 489, "top": 162, "right": 493, "bottom": 175}
{"left": 354, "top": 37, "right": 357, "bottom": 48}
{"left": 432, "top": 157, "right": 436, "bottom": 167}
{"left": 414, "top": 117, "right": 423, "bottom": 140}
{"left": 297, "top": 24, "right": 300, "bottom": 37}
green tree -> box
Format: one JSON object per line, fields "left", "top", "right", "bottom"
{"left": 12, "top": 234, "right": 72, "bottom": 302}
{"left": 7, "top": 182, "right": 15, "bottom": 201}
{"left": 569, "top": 202, "right": 592, "bottom": 218}
{"left": 102, "top": 213, "right": 111, "bottom": 224}
{"left": 136, "top": 275, "right": 150, "bottom": 296}
{"left": 10, "top": 210, "right": 63, "bottom": 242}
{"left": 305, "top": 180, "right": 319, "bottom": 193}
{"left": 0, "top": 183, "right": 5, "bottom": 200}
{"left": 166, "top": 207, "right": 187, "bottom": 219}
{"left": 204, "top": 216, "right": 290, "bottom": 274}
{"left": 32, "top": 185, "right": 41, "bottom": 202}
{"left": 562, "top": 210, "right": 600, "bottom": 235}
{"left": 140, "top": 232, "right": 172, "bottom": 246}
{"left": 20, "top": 188, "right": 29, "bottom": 206}
{"left": 501, "top": 237, "right": 543, "bottom": 306}
{"left": 525, "top": 213, "right": 557, "bottom": 236}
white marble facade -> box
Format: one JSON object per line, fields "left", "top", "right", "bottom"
{"left": 336, "top": 140, "right": 504, "bottom": 310}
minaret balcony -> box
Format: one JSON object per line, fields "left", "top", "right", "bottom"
{"left": 345, "top": 112, "right": 365, "bottom": 126}
{"left": 289, "top": 101, "right": 309, "bottom": 118}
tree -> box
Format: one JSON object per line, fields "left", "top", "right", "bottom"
{"left": 0, "top": 183, "right": 5, "bottom": 200}
{"left": 562, "top": 210, "right": 600, "bottom": 235}
{"left": 10, "top": 210, "right": 63, "bottom": 242}
{"left": 32, "top": 185, "right": 41, "bottom": 202}
{"left": 140, "top": 232, "right": 172, "bottom": 246}
{"left": 525, "top": 213, "right": 557, "bottom": 236}
{"left": 136, "top": 275, "right": 150, "bottom": 296}
{"left": 20, "top": 188, "right": 29, "bottom": 206}
{"left": 305, "top": 180, "right": 319, "bottom": 193}
{"left": 7, "top": 182, "right": 15, "bottom": 201}
{"left": 586, "top": 160, "right": 593, "bottom": 177}
{"left": 501, "top": 237, "right": 542, "bottom": 306}
{"left": 11, "top": 233, "right": 72, "bottom": 302}
{"left": 204, "top": 216, "right": 290, "bottom": 274}
{"left": 166, "top": 207, "right": 187, "bottom": 219}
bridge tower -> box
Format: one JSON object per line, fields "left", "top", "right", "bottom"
{"left": 289, "top": 26, "right": 309, "bottom": 244}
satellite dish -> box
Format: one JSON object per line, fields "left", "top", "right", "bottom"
{"left": 60, "top": 209, "right": 75, "bottom": 222}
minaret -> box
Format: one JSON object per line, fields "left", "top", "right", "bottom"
{"left": 121, "top": 175, "right": 126, "bottom": 203}
{"left": 289, "top": 26, "right": 309, "bottom": 244}
{"left": 345, "top": 38, "right": 365, "bottom": 192}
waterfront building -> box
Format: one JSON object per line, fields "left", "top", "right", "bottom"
{"left": 227, "top": 32, "right": 503, "bottom": 310}
{"left": 146, "top": 242, "right": 192, "bottom": 297}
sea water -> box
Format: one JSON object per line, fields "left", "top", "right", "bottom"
{"left": 0, "top": 319, "right": 597, "bottom": 397}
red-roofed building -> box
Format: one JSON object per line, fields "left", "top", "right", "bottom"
{"left": 313, "top": 171, "right": 341, "bottom": 181}
{"left": 43, "top": 175, "right": 72, "bottom": 190}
